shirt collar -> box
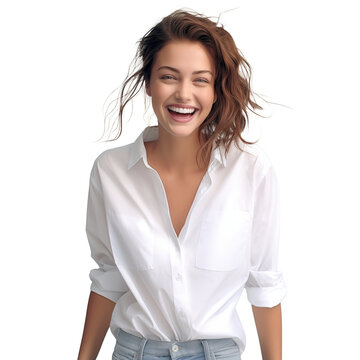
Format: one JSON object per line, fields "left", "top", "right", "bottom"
{"left": 128, "top": 125, "right": 227, "bottom": 170}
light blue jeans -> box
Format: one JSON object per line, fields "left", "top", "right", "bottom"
{"left": 112, "top": 329, "right": 241, "bottom": 360}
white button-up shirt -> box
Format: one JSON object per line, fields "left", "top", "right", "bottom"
{"left": 86, "top": 125, "right": 286, "bottom": 354}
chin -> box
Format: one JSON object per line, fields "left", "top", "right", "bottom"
{"left": 164, "top": 124, "right": 200, "bottom": 138}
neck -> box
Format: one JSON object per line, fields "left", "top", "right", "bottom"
{"left": 147, "top": 126, "right": 209, "bottom": 175}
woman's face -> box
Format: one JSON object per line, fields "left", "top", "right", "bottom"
{"left": 146, "top": 40, "right": 216, "bottom": 140}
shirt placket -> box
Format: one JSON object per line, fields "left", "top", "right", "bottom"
{"left": 170, "top": 244, "right": 192, "bottom": 337}
{"left": 146, "top": 155, "right": 218, "bottom": 339}
{"left": 169, "top": 171, "right": 214, "bottom": 339}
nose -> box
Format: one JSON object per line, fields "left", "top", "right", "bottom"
{"left": 175, "top": 80, "right": 191, "bottom": 101}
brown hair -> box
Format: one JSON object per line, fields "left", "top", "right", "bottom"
{"left": 102, "top": 9, "right": 264, "bottom": 168}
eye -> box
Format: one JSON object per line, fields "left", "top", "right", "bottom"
{"left": 195, "top": 78, "right": 209, "bottom": 84}
{"left": 160, "top": 75, "right": 175, "bottom": 80}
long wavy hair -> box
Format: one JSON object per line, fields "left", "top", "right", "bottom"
{"left": 102, "top": 9, "right": 264, "bottom": 168}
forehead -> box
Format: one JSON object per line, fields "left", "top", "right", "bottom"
{"left": 152, "top": 40, "right": 215, "bottom": 72}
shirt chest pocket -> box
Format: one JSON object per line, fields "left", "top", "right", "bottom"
{"left": 107, "top": 212, "right": 154, "bottom": 271}
{"left": 195, "top": 209, "right": 251, "bottom": 271}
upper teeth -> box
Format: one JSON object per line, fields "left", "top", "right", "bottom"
{"left": 168, "top": 106, "right": 196, "bottom": 114}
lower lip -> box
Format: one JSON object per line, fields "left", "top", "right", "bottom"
{"left": 167, "top": 108, "right": 197, "bottom": 123}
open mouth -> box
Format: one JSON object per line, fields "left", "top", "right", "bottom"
{"left": 167, "top": 105, "right": 198, "bottom": 122}
{"left": 168, "top": 108, "right": 196, "bottom": 115}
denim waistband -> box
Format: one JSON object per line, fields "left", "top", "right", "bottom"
{"left": 115, "top": 328, "right": 238, "bottom": 358}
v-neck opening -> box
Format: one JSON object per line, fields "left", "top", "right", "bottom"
{"left": 143, "top": 142, "right": 212, "bottom": 241}
{"left": 141, "top": 128, "right": 224, "bottom": 241}
{"left": 146, "top": 160, "right": 210, "bottom": 241}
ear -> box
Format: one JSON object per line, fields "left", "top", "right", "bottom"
{"left": 145, "top": 81, "right": 151, "bottom": 97}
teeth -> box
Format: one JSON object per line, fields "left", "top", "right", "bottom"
{"left": 168, "top": 106, "right": 196, "bottom": 114}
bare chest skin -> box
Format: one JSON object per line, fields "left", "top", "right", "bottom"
{"left": 158, "top": 170, "right": 206, "bottom": 237}
{"left": 145, "top": 141, "right": 207, "bottom": 237}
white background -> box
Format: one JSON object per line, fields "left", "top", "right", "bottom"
{"left": 1, "top": 0, "right": 359, "bottom": 359}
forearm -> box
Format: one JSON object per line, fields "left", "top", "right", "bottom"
{"left": 78, "top": 291, "right": 116, "bottom": 360}
{"left": 251, "top": 303, "right": 282, "bottom": 360}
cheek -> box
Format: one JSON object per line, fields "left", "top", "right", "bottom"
{"left": 150, "top": 88, "right": 169, "bottom": 117}
{"left": 200, "top": 90, "right": 216, "bottom": 109}
{"left": 152, "top": 85, "right": 170, "bottom": 104}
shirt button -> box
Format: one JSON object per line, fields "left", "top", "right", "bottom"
{"left": 172, "top": 344, "right": 179, "bottom": 352}
{"left": 175, "top": 273, "right": 182, "bottom": 281}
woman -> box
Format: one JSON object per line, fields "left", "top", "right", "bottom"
{"left": 78, "top": 9, "right": 287, "bottom": 360}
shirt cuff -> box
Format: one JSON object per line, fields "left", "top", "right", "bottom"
{"left": 89, "top": 267, "right": 128, "bottom": 303}
{"left": 245, "top": 270, "right": 287, "bottom": 307}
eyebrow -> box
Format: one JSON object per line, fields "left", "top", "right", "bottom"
{"left": 157, "top": 66, "right": 213, "bottom": 76}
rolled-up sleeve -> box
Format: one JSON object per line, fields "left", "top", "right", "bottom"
{"left": 86, "top": 158, "right": 129, "bottom": 303}
{"left": 245, "top": 161, "right": 287, "bottom": 308}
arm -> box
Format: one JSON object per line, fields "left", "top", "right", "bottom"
{"left": 78, "top": 291, "right": 116, "bottom": 360}
{"left": 252, "top": 303, "right": 282, "bottom": 360}
{"left": 245, "top": 161, "right": 287, "bottom": 359}
{"left": 79, "top": 158, "right": 129, "bottom": 358}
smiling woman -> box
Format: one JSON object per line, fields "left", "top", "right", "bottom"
{"left": 106, "top": 9, "right": 264, "bottom": 169}
{"left": 78, "top": 9, "right": 287, "bottom": 360}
